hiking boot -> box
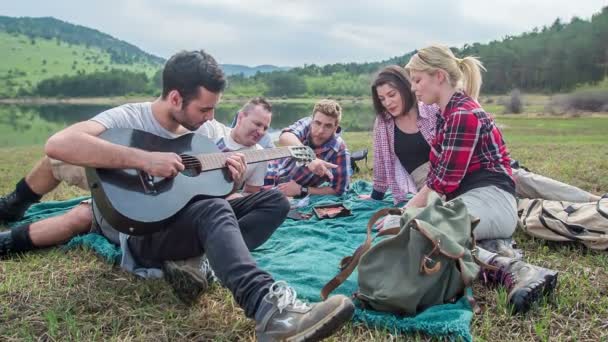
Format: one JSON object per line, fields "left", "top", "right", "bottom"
{"left": 0, "top": 225, "right": 36, "bottom": 258}
{"left": 162, "top": 255, "right": 212, "bottom": 306}
{"left": 255, "top": 281, "right": 355, "bottom": 342}
{"left": 0, "top": 191, "right": 36, "bottom": 224}
{"left": 477, "top": 238, "right": 523, "bottom": 260}
{"left": 482, "top": 256, "right": 558, "bottom": 314}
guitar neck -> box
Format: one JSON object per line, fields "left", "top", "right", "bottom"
{"left": 197, "top": 147, "right": 293, "bottom": 172}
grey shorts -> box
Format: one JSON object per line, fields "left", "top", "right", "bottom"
{"left": 50, "top": 158, "right": 89, "bottom": 191}
{"left": 411, "top": 162, "right": 430, "bottom": 191}
{"left": 89, "top": 200, "right": 121, "bottom": 245}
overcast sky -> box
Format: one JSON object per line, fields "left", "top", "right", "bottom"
{"left": 3, "top": 0, "right": 607, "bottom": 66}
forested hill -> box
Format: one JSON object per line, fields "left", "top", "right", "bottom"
{"left": 461, "top": 6, "right": 608, "bottom": 93}
{"left": 0, "top": 16, "right": 164, "bottom": 65}
{"left": 222, "top": 64, "right": 291, "bottom": 77}
{"left": 0, "top": 16, "right": 290, "bottom": 97}
{"left": 230, "top": 6, "right": 607, "bottom": 97}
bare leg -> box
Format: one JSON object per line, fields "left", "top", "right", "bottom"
{"left": 28, "top": 203, "right": 93, "bottom": 247}
{"left": 24, "top": 156, "right": 61, "bottom": 196}
{"left": 2, "top": 157, "right": 88, "bottom": 224}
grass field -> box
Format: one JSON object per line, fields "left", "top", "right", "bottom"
{"left": 0, "top": 32, "right": 160, "bottom": 97}
{"left": 1, "top": 116, "right": 607, "bottom": 341}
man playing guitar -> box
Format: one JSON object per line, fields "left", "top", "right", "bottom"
{"left": 0, "top": 50, "right": 354, "bottom": 341}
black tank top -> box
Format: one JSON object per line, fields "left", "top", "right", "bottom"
{"left": 394, "top": 125, "right": 431, "bottom": 174}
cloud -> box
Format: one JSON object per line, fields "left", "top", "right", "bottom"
{"left": 2, "top": 0, "right": 606, "bottom": 66}
{"left": 171, "top": 0, "right": 318, "bottom": 23}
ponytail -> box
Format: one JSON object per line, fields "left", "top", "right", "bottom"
{"left": 458, "top": 57, "right": 486, "bottom": 101}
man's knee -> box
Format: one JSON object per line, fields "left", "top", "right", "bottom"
{"left": 47, "top": 157, "right": 89, "bottom": 191}
{"left": 65, "top": 203, "right": 93, "bottom": 234}
{"left": 190, "top": 198, "right": 234, "bottom": 218}
{"left": 267, "top": 189, "right": 290, "bottom": 217}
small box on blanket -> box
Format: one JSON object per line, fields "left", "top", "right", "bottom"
{"left": 313, "top": 203, "right": 352, "bottom": 219}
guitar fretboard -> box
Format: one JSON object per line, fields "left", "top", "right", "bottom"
{"left": 197, "top": 147, "right": 293, "bottom": 171}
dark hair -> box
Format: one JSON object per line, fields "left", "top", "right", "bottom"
{"left": 371, "top": 65, "right": 416, "bottom": 118}
{"left": 241, "top": 96, "right": 272, "bottom": 114}
{"left": 161, "top": 50, "right": 226, "bottom": 106}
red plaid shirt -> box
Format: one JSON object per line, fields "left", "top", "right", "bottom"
{"left": 427, "top": 92, "right": 513, "bottom": 196}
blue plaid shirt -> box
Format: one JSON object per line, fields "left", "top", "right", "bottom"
{"left": 265, "top": 117, "right": 351, "bottom": 195}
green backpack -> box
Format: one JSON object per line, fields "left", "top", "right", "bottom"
{"left": 322, "top": 194, "right": 484, "bottom": 315}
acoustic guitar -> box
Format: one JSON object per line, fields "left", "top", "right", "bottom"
{"left": 86, "top": 128, "right": 315, "bottom": 235}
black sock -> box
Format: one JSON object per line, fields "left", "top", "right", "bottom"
{"left": 11, "top": 224, "right": 35, "bottom": 251}
{"left": 15, "top": 178, "right": 41, "bottom": 203}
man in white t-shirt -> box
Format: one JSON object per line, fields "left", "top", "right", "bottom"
{"left": 202, "top": 97, "right": 272, "bottom": 196}
{"left": 0, "top": 50, "right": 354, "bottom": 341}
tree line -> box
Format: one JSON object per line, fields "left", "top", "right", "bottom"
{"left": 33, "top": 70, "right": 154, "bottom": 97}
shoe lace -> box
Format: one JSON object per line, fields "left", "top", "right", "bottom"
{"left": 268, "top": 281, "right": 310, "bottom": 313}
{"left": 200, "top": 256, "right": 218, "bottom": 284}
{"left": 482, "top": 265, "right": 515, "bottom": 290}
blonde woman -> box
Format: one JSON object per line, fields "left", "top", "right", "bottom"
{"left": 403, "top": 45, "right": 558, "bottom": 314}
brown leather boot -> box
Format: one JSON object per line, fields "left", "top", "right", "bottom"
{"left": 482, "top": 256, "right": 558, "bottom": 314}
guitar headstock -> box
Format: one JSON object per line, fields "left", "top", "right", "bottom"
{"left": 288, "top": 146, "right": 316, "bottom": 164}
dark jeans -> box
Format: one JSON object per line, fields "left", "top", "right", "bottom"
{"left": 98, "top": 189, "right": 290, "bottom": 318}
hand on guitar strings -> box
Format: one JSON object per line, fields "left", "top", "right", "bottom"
{"left": 225, "top": 153, "right": 247, "bottom": 184}
{"left": 142, "top": 152, "right": 184, "bottom": 178}
{"left": 306, "top": 158, "right": 337, "bottom": 180}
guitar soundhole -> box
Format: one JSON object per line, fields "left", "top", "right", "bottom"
{"left": 179, "top": 154, "right": 202, "bottom": 177}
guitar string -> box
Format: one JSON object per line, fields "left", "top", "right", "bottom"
{"left": 178, "top": 148, "right": 310, "bottom": 170}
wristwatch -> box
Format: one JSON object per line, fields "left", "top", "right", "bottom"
{"left": 299, "top": 186, "right": 309, "bottom": 197}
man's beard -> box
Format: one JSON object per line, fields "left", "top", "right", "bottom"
{"left": 181, "top": 121, "right": 200, "bottom": 131}
{"left": 309, "top": 134, "right": 323, "bottom": 148}
{"left": 173, "top": 107, "right": 200, "bottom": 131}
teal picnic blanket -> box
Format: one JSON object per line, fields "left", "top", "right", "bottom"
{"left": 11, "top": 180, "right": 474, "bottom": 341}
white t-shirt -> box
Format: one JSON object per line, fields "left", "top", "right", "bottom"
{"left": 91, "top": 102, "right": 208, "bottom": 138}
{"left": 201, "top": 119, "right": 267, "bottom": 187}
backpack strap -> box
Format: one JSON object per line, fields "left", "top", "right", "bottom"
{"left": 597, "top": 194, "right": 608, "bottom": 219}
{"left": 320, "top": 207, "right": 402, "bottom": 300}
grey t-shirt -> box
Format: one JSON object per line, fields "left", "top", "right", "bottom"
{"left": 91, "top": 102, "right": 207, "bottom": 138}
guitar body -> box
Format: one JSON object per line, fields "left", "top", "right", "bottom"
{"left": 86, "top": 128, "right": 233, "bottom": 235}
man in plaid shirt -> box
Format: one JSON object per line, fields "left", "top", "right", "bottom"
{"left": 265, "top": 99, "right": 351, "bottom": 197}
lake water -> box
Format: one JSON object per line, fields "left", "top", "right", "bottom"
{"left": 0, "top": 101, "right": 375, "bottom": 147}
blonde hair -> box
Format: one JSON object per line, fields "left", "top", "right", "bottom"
{"left": 312, "top": 99, "right": 342, "bottom": 124}
{"left": 404, "top": 45, "right": 486, "bottom": 101}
